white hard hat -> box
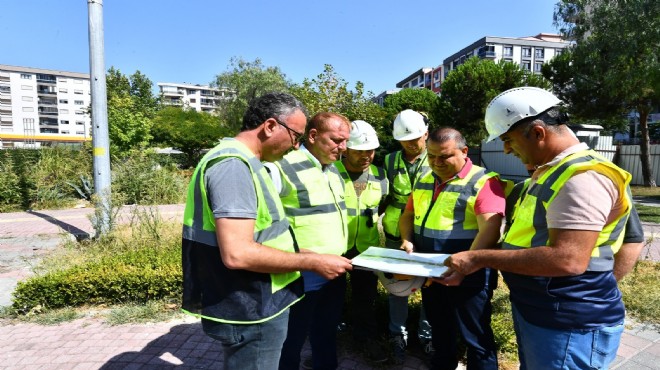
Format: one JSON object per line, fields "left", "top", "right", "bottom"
{"left": 393, "top": 109, "right": 428, "bottom": 141}
{"left": 484, "top": 87, "right": 562, "bottom": 142}
{"left": 375, "top": 271, "right": 426, "bottom": 297}
{"left": 347, "top": 120, "right": 380, "bottom": 150}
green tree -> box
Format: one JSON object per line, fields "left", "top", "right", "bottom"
{"left": 105, "top": 67, "right": 160, "bottom": 153}
{"left": 547, "top": 0, "right": 660, "bottom": 186}
{"left": 438, "top": 57, "right": 550, "bottom": 145}
{"left": 382, "top": 88, "right": 441, "bottom": 125}
{"left": 213, "top": 57, "right": 290, "bottom": 133}
{"left": 151, "top": 107, "right": 227, "bottom": 167}
{"left": 289, "top": 64, "right": 388, "bottom": 161}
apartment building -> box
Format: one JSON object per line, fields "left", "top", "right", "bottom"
{"left": 443, "top": 33, "right": 570, "bottom": 77}
{"left": 157, "top": 82, "right": 231, "bottom": 113}
{"left": 395, "top": 67, "right": 433, "bottom": 90}
{"left": 0, "top": 64, "right": 92, "bottom": 148}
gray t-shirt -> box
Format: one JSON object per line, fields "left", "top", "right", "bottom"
{"left": 205, "top": 158, "right": 257, "bottom": 219}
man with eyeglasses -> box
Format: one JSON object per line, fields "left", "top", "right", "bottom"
{"left": 181, "top": 93, "right": 352, "bottom": 370}
{"left": 333, "top": 120, "right": 389, "bottom": 364}
{"left": 266, "top": 112, "right": 351, "bottom": 370}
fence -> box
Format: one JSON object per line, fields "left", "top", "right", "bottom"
{"left": 472, "top": 136, "right": 660, "bottom": 186}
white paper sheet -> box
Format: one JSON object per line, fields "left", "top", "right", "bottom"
{"left": 351, "top": 246, "right": 450, "bottom": 277}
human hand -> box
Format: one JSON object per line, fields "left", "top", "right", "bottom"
{"left": 400, "top": 241, "right": 414, "bottom": 254}
{"left": 432, "top": 268, "right": 465, "bottom": 286}
{"left": 313, "top": 254, "right": 352, "bottom": 280}
{"left": 443, "top": 251, "right": 480, "bottom": 276}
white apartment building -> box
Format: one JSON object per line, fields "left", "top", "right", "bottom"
{"left": 0, "top": 64, "right": 92, "bottom": 148}
{"left": 157, "top": 82, "right": 231, "bottom": 113}
{"left": 443, "top": 33, "right": 571, "bottom": 77}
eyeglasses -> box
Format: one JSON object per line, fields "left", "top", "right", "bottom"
{"left": 274, "top": 118, "right": 304, "bottom": 144}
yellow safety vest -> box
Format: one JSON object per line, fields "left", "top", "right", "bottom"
{"left": 181, "top": 138, "right": 302, "bottom": 324}
{"left": 334, "top": 161, "right": 388, "bottom": 253}
{"left": 503, "top": 149, "right": 632, "bottom": 271}
{"left": 412, "top": 164, "right": 497, "bottom": 254}
{"left": 275, "top": 150, "right": 348, "bottom": 256}
{"left": 382, "top": 150, "right": 430, "bottom": 239}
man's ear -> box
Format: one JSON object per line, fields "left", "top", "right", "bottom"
{"left": 307, "top": 128, "right": 318, "bottom": 144}
{"left": 263, "top": 118, "right": 277, "bottom": 138}
{"left": 532, "top": 125, "right": 546, "bottom": 140}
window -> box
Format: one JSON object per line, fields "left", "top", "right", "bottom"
{"left": 556, "top": 48, "right": 564, "bottom": 56}
{"left": 74, "top": 89, "right": 83, "bottom": 95}
{"left": 74, "top": 100, "right": 84, "bottom": 105}
{"left": 60, "top": 120, "right": 70, "bottom": 125}
{"left": 189, "top": 98, "right": 196, "bottom": 103}
{"left": 22, "top": 107, "right": 34, "bottom": 112}
{"left": 503, "top": 46, "right": 513, "bottom": 57}
{"left": 58, "top": 78, "right": 67, "bottom": 83}
{"left": 75, "top": 110, "right": 85, "bottom": 115}
{"left": 59, "top": 99, "right": 69, "bottom": 104}
{"left": 0, "top": 85, "right": 10, "bottom": 92}
{"left": 21, "top": 74, "right": 32, "bottom": 80}
{"left": 521, "top": 61, "right": 531, "bottom": 71}
{"left": 76, "top": 121, "right": 85, "bottom": 125}
{"left": 22, "top": 85, "right": 33, "bottom": 90}
{"left": 59, "top": 88, "right": 68, "bottom": 93}
{"left": 535, "top": 48, "right": 545, "bottom": 59}
{"left": 522, "top": 47, "right": 532, "bottom": 58}
{"left": 61, "top": 130, "right": 70, "bottom": 134}
{"left": 60, "top": 109, "right": 69, "bottom": 114}
{"left": 22, "top": 96, "right": 34, "bottom": 102}
{"left": 73, "top": 79, "right": 83, "bottom": 84}
{"left": 76, "top": 131, "right": 85, "bottom": 135}
{"left": 188, "top": 89, "right": 197, "bottom": 95}
{"left": 534, "top": 62, "right": 544, "bottom": 73}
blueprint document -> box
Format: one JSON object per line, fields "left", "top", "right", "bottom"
{"left": 351, "top": 247, "right": 451, "bottom": 277}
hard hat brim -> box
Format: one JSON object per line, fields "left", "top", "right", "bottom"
{"left": 393, "top": 127, "right": 427, "bottom": 142}
{"left": 347, "top": 143, "right": 380, "bottom": 150}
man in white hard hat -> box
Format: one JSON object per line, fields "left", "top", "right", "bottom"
{"left": 442, "top": 87, "right": 636, "bottom": 369}
{"left": 399, "top": 127, "right": 505, "bottom": 370}
{"left": 333, "top": 120, "right": 389, "bottom": 363}
{"left": 381, "top": 109, "right": 433, "bottom": 362}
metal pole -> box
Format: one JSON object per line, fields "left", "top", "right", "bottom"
{"left": 87, "top": 0, "right": 112, "bottom": 236}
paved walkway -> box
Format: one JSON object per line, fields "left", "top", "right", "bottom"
{"left": 0, "top": 205, "right": 659, "bottom": 369}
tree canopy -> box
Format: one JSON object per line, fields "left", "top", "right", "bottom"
{"left": 213, "top": 57, "right": 290, "bottom": 134}
{"left": 151, "top": 107, "right": 227, "bottom": 167}
{"left": 105, "top": 67, "right": 160, "bottom": 153}
{"left": 438, "top": 58, "right": 550, "bottom": 145}
{"left": 547, "top": 0, "right": 660, "bottom": 185}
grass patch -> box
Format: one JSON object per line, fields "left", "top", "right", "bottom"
{"left": 630, "top": 186, "right": 660, "bottom": 197}
{"left": 634, "top": 204, "right": 660, "bottom": 223}
{"left": 619, "top": 260, "right": 660, "bottom": 326}
{"left": 105, "top": 299, "right": 183, "bottom": 325}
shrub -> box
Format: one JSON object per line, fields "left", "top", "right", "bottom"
{"left": 0, "top": 157, "right": 22, "bottom": 212}
{"left": 112, "top": 149, "right": 188, "bottom": 205}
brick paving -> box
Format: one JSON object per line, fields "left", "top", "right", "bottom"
{"left": 0, "top": 204, "right": 659, "bottom": 369}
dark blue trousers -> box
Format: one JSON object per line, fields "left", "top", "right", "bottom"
{"left": 422, "top": 283, "right": 498, "bottom": 370}
{"left": 279, "top": 275, "right": 346, "bottom": 370}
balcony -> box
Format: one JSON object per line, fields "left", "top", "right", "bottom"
{"left": 37, "top": 89, "right": 57, "bottom": 96}
{"left": 36, "top": 74, "right": 57, "bottom": 84}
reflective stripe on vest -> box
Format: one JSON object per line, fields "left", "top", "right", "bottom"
{"left": 503, "top": 149, "right": 632, "bottom": 271}
{"left": 413, "top": 165, "right": 496, "bottom": 242}
{"left": 334, "top": 161, "right": 388, "bottom": 253}
{"left": 181, "top": 138, "right": 302, "bottom": 324}
{"left": 276, "top": 150, "right": 348, "bottom": 255}
{"left": 382, "top": 150, "right": 430, "bottom": 237}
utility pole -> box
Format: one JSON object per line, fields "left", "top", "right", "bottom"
{"left": 87, "top": 0, "right": 112, "bottom": 236}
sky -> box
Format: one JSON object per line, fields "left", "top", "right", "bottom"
{"left": 1, "top": 0, "right": 559, "bottom": 95}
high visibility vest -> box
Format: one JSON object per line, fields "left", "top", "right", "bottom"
{"left": 503, "top": 149, "right": 631, "bottom": 269}
{"left": 412, "top": 164, "right": 498, "bottom": 254}
{"left": 382, "top": 150, "right": 430, "bottom": 239}
{"left": 275, "top": 150, "right": 348, "bottom": 255}
{"left": 502, "top": 149, "right": 632, "bottom": 329}
{"left": 334, "top": 161, "right": 388, "bottom": 253}
{"left": 181, "top": 138, "right": 303, "bottom": 324}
